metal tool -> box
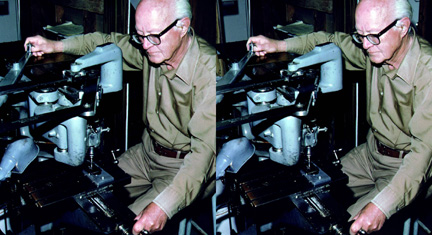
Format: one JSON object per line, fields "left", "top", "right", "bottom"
{"left": 0, "top": 44, "right": 33, "bottom": 106}
{"left": 242, "top": 42, "right": 255, "bottom": 68}
{"left": 216, "top": 43, "right": 255, "bottom": 86}
{"left": 25, "top": 43, "right": 33, "bottom": 64}
{"left": 73, "top": 187, "right": 136, "bottom": 234}
{"left": 0, "top": 43, "right": 32, "bottom": 86}
{"left": 358, "top": 229, "right": 367, "bottom": 235}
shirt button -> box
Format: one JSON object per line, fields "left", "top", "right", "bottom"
{"left": 156, "top": 110, "right": 159, "bottom": 114}
{"left": 380, "top": 91, "right": 384, "bottom": 96}
{"left": 158, "top": 92, "right": 162, "bottom": 96}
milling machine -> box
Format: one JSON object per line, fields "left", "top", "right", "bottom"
{"left": 0, "top": 43, "right": 135, "bottom": 235}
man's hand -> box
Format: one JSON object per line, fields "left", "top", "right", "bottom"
{"left": 132, "top": 202, "right": 168, "bottom": 235}
{"left": 350, "top": 203, "right": 387, "bottom": 235}
{"left": 24, "top": 35, "right": 63, "bottom": 57}
{"left": 246, "top": 35, "right": 286, "bottom": 57}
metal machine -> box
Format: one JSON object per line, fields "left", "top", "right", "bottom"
{"left": 0, "top": 43, "right": 135, "bottom": 234}
{"left": 216, "top": 43, "right": 350, "bottom": 234}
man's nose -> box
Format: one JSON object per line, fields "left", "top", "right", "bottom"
{"left": 142, "top": 39, "right": 153, "bottom": 50}
{"left": 362, "top": 39, "right": 374, "bottom": 50}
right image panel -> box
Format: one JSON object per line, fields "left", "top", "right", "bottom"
{"left": 215, "top": 0, "right": 432, "bottom": 234}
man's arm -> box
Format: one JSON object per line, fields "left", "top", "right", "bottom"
{"left": 247, "top": 31, "right": 366, "bottom": 71}
{"left": 25, "top": 32, "right": 144, "bottom": 71}
{"left": 24, "top": 35, "right": 64, "bottom": 56}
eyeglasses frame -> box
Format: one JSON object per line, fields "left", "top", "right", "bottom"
{"left": 132, "top": 19, "right": 180, "bottom": 45}
{"left": 352, "top": 19, "right": 399, "bottom": 45}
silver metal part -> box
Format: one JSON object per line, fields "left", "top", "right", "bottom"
{"left": 287, "top": 43, "right": 343, "bottom": 93}
{"left": 88, "top": 195, "right": 115, "bottom": 218}
{"left": 216, "top": 137, "right": 255, "bottom": 179}
{"left": 84, "top": 163, "right": 114, "bottom": 187}
{"left": 73, "top": 188, "right": 135, "bottom": 235}
{"left": 0, "top": 44, "right": 33, "bottom": 106}
{"left": 217, "top": 43, "right": 255, "bottom": 86}
{"left": 118, "top": 225, "right": 131, "bottom": 235}
{"left": 0, "top": 43, "right": 32, "bottom": 87}
{"left": 70, "top": 43, "right": 123, "bottom": 93}
{"left": 331, "top": 224, "right": 344, "bottom": 235}
{"left": 305, "top": 194, "right": 330, "bottom": 218}
{"left": 301, "top": 162, "right": 331, "bottom": 187}
{"left": 0, "top": 137, "right": 39, "bottom": 181}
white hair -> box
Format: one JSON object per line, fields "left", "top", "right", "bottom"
{"left": 174, "top": 0, "right": 192, "bottom": 21}
{"left": 393, "top": 0, "right": 413, "bottom": 21}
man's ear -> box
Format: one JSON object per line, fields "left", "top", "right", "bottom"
{"left": 397, "top": 17, "right": 411, "bottom": 37}
{"left": 178, "top": 17, "right": 191, "bottom": 37}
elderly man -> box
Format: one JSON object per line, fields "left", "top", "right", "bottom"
{"left": 24, "top": 0, "right": 216, "bottom": 234}
{"left": 247, "top": 0, "right": 432, "bottom": 234}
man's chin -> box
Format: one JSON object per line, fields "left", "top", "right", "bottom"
{"left": 368, "top": 54, "right": 385, "bottom": 65}
{"left": 147, "top": 55, "right": 164, "bottom": 65}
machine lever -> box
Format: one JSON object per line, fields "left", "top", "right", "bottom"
{"left": 216, "top": 43, "right": 255, "bottom": 86}
{"left": 0, "top": 44, "right": 33, "bottom": 106}
{"left": 305, "top": 194, "right": 330, "bottom": 218}
{"left": 111, "top": 149, "right": 121, "bottom": 164}
{"left": 332, "top": 148, "right": 343, "bottom": 165}
{"left": 331, "top": 224, "right": 344, "bottom": 235}
{"left": 358, "top": 229, "right": 367, "bottom": 235}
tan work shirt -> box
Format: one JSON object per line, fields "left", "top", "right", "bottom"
{"left": 62, "top": 29, "right": 216, "bottom": 218}
{"left": 285, "top": 31, "right": 432, "bottom": 217}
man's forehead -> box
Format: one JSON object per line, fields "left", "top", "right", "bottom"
{"left": 135, "top": 14, "right": 170, "bottom": 33}
{"left": 137, "top": 1, "right": 169, "bottom": 17}
{"left": 355, "top": 8, "right": 389, "bottom": 32}
{"left": 356, "top": 1, "right": 388, "bottom": 20}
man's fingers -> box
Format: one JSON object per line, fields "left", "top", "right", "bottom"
{"left": 246, "top": 39, "right": 252, "bottom": 50}
{"left": 350, "top": 219, "right": 363, "bottom": 235}
{"left": 132, "top": 216, "right": 146, "bottom": 235}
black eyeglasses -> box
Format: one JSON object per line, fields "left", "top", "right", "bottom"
{"left": 352, "top": 19, "right": 399, "bottom": 45}
{"left": 132, "top": 19, "right": 179, "bottom": 45}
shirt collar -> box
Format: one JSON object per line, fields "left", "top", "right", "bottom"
{"left": 383, "top": 32, "right": 420, "bottom": 83}
{"left": 160, "top": 28, "right": 198, "bottom": 85}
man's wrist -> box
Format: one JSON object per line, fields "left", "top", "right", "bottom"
{"left": 278, "top": 39, "right": 288, "bottom": 53}
{"left": 54, "top": 41, "right": 64, "bottom": 53}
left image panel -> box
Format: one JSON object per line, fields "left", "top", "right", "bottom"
{"left": 0, "top": 0, "right": 217, "bottom": 234}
